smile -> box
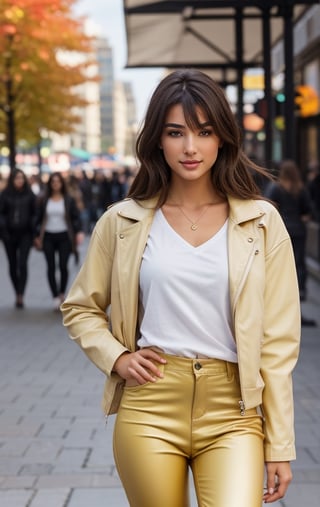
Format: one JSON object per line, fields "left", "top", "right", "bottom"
{"left": 180, "top": 160, "right": 202, "bottom": 169}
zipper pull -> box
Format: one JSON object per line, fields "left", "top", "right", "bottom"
{"left": 239, "top": 400, "right": 246, "bottom": 416}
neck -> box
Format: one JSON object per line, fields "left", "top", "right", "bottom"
{"left": 167, "top": 182, "right": 222, "bottom": 208}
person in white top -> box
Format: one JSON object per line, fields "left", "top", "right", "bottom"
{"left": 35, "top": 172, "right": 84, "bottom": 310}
{"left": 61, "top": 69, "right": 300, "bottom": 507}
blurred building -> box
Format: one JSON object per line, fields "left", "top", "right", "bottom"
{"left": 272, "top": 4, "right": 320, "bottom": 169}
{"left": 49, "top": 34, "right": 101, "bottom": 160}
{"left": 96, "top": 37, "right": 115, "bottom": 154}
{"left": 50, "top": 34, "right": 137, "bottom": 166}
{"left": 113, "top": 80, "right": 137, "bottom": 158}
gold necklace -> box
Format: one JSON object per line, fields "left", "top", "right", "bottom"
{"left": 177, "top": 204, "right": 210, "bottom": 231}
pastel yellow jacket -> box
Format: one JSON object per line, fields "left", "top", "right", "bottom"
{"left": 61, "top": 195, "right": 300, "bottom": 461}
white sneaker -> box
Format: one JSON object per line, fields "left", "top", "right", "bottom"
{"left": 53, "top": 297, "right": 61, "bottom": 311}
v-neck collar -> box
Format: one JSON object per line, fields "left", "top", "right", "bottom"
{"left": 158, "top": 209, "right": 228, "bottom": 250}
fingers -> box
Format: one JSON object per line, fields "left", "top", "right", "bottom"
{"left": 114, "top": 349, "right": 166, "bottom": 383}
{"left": 263, "top": 462, "right": 292, "bottom": 503}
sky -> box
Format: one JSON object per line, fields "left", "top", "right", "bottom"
{"left": 74, "top": 0, "right": 164, "bottom": 124}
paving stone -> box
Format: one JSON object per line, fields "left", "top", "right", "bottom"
{"left": 282, "top": 483, "right": 320, "bottom": 507}
{"left": 52, "top": 447, "right": 90, "bottom": 472}
{"left": 19, "top": 463, "right": 54, "bottom": 476}
{"left": 29, "top": 488, "right": 71, "bottom": 507}
{"left": 36, "top": 473, "right": 121, "bottom": 489}
{"left": 37, "top": 420, "right": 73, "bottom": 438}
{"left": 0, "top": 476, "right": 37, "bottom": 488}
{"left": 0, "top": 439, "right": 31, "bottom": 457}
{"left": 23, "top": 440, "right": 61, "bottom": 461}
{"left": 0, "top": 489, "right": 34, "bottom": 507}
{"left": 66, "top": 487, "right": 128, "bottom": 507}
{"left": 0, "top": 423, "right": 42, "bottom": 438}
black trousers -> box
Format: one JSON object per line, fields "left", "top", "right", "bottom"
{"left": 291, "top": 233, "right": 307, "bottom": 297}
{"left": 3, "top": 231, "right": 33, "bottom": 296}
{"left": 42, "top": 231, "right": 72, "bottom": 298}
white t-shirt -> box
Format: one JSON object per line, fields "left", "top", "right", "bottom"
{"left": 45, "top": 198, "right": 68, "bottom": 233}
{"left": 137, "top": 209, "right": 237, "bottom": 362}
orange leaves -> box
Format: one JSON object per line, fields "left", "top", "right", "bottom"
{"left": 0, "top": 0, "right": 98, "bottom": 144}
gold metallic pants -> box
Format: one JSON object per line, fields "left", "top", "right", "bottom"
{"left": 113, "top": 354, "right": 264, "bottom": 507}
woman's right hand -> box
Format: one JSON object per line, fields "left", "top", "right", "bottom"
{"left": 33, "top": 236, "right": 42, "bottom": 250}
{"left": 113, "top": 349, "right": 166, "bottom": 384}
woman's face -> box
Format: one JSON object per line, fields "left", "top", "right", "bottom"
{"left": 13, "top": 172, "right": 25, "bottom": 190}
{"left": 160, "top": 103, "right": 222, "bottom": 185}
{"left": 50, "top": 176, "right": 63, "bottom": 191}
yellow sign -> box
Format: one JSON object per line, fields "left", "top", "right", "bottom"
{"left": 295, "top": 85, "right": 319, "bottom": 117}
{"left": 243, "top": 74, "right": 265, "bottom": 90}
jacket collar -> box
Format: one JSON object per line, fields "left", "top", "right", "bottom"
{"left": 228, "top": 196, "right": 266, "bottom": 225}
{"left": 113, "top": 196, "right": 158, "bottom": 221}
{"left": 115, "top": 195, "right": 266, "bottom": 225}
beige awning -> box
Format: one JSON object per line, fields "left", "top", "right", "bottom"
{"left": 123, "top": 1, "right": 307, "bottom": 83}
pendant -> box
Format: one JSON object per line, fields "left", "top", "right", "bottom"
{"left": 191, "top": 224, "right": 197, "bottom": 231}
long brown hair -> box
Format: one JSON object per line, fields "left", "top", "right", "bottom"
{"left": 128, "top": 69, "right": 271, "bottom": 206}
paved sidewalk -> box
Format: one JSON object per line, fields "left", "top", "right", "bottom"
{"left": 0, "top": 239, "right": 319, "bottom": 507}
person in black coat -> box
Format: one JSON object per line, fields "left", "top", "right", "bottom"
{"left": 0, "top": 169, "right": 37, "bottom": 308}
{"left": 266, "top": 159, "right": 316, "bottom": 326}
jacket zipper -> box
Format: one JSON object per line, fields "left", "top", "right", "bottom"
{"left": 239, "top": 400, "right": 246, "bottom": 416}
{"left": 232, "top": 238, "right": 259, "bottom": 417}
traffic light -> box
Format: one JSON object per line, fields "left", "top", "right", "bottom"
{"left": 254, "top": 95, "right": 286, "bottom": 119}
{"left": 295, "top": 85, "right": 319, "bottom": 117}
{"left": 274, "top": 93, "right": 285, "bottom": 117}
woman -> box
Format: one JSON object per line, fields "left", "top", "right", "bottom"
{"left": 35, "top": 172, "right": 84, "bottom": 310}
{"left": 266, "top": 159, "right": 315, "bottom": 326}
{"left": 0, "top": 169, "right": 36, "bottom": 308}
{"left": 61, "top": 70, "right": 300, "bottom": 506}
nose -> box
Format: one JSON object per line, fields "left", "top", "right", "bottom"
{"left": 183, "top": 134, "right": 197, "bottom": 155}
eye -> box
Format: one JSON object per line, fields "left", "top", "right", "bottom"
{"left": 167, "top": 130, "right": 182, "bottom": 137}
{"left": 199, "top": 129, "right": 213, "bottom": 136}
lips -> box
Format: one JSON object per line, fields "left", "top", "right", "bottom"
{"left": 180, "top": 160, "right": 202, "bottom": 169}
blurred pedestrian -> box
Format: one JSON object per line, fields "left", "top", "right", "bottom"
{"left": 34, "top": 172, "right": 84, "bottom": 310}
{"left": 90, "top": 170, "right": 111, "bottom": 224}
{"left": 0, "top": 169, "right": 37, "bottom": 308}
{"left": 29, "top": 174, "right": 44, "bottom": 197}
{"left": 267, "top": 159, "right": 316, "bottom": 326}
{"left": 66, "top": 173, "right": 85, "bottom": 264}
{"left": 307, "top": 162, "right": 320, "bottom": 217}
{"left": 78, "top": 169, "right": 93, "bottom": 234}
{"left": 109, "top": 170, "right": 127, "bottom": 204}
{"left": 61, "top": 69, "right": 300, "bottom": 507}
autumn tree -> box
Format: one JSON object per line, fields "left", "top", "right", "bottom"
{"left": 0, "top": 0, "right": 98, "bottom": 172}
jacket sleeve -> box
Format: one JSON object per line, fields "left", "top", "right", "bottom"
{"left": 68, "top": 195, "right": 83, "bottom": 234}
{"left": 0, "top": 193, "right": 8, "bottom": 237}
{"left": 34, "top": 197, "right": 46, "bottom": 237}
{"left": 30, "top": 192, "right": 38, "bottom": 237}
{"left": 260, "top": 209, "right": 301, "bottom": 461}
{"left": 60, "top": 222, "right": 129, "bottom": 376}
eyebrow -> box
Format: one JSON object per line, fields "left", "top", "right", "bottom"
{"left": 164, "top": 121, "right": 212, "bottom": 129}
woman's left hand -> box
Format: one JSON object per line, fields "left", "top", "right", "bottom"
{"left": 263, "top": 461, "right": 292, "bottom": 503}
{"left": 76, "top": 232, "right": 85, "bottom": 245}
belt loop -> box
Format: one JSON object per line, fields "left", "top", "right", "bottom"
{"left": 226, "top": 361, "right": 233, "bottom": 381}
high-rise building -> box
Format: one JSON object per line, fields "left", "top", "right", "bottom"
{"left": 96, "top": 37, "right": 115, "bottom": 154}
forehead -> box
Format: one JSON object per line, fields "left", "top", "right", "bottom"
{"left": 164, "top": 103, "right": 208, "bottom": 124}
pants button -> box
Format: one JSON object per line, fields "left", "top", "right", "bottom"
{"left": 194, "top": 362, "right": 202, "bottom": 370}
